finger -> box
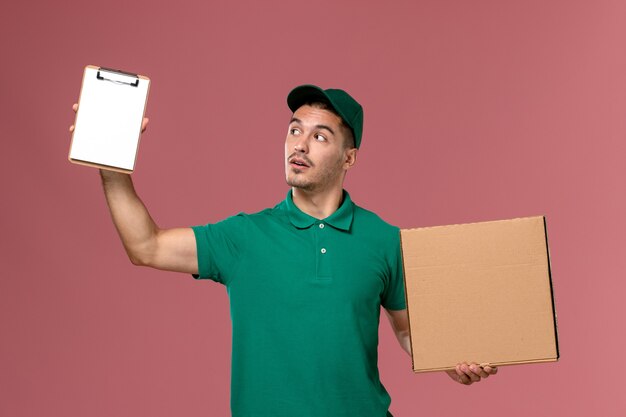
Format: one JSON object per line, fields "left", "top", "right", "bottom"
{"left": 69, "top": 125, "right": 75, "bottom": 132}
{"left": 72, "top": 103, "right": 78, "bottom": 112}
{"left": 459, "top": 374, "right": 473, "bottom": 385}
{"left": 140, "top": 117, "right": 149, "bottom": 133}
{"left": 446, "top": 369, "right": 466, "bottom": 385}
{"left": 460, "top": 363, "right": 481, "bottom": 383}
{"left": 480, "top": 364, "right": 498, "bottom": 375}
{"left": 454, "top": 364, "right": 473, "bottom": 385}
{"left": 486, "top": 366, "right": 498, "bottom": 375}
{"left": 469, "top": 363, "right": 489, "bottom": 379}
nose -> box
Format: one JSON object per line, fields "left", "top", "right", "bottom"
{"left": 293, "top": 134, "right": 308, "bottom": 153}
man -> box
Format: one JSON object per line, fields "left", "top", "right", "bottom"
{"left": 70, "top": 85, "right": 497, "bottom": 416}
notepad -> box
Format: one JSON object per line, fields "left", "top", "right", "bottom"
{"left": 69, "top": 65, "right": 150, "bottom": 173}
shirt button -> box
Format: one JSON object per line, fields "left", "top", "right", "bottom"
{"left": 319, "top": 223, "right": 325, "bottom": 229}
{"left": 320, "top": 248, "right": 327, "bottom": 254}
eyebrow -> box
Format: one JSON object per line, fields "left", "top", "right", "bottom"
{"left": 289, "top": 117, "right": 335, "bottom": 135}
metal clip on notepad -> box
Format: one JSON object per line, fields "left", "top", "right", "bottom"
{"left": 96, "top": 67, "right": 140, "bottom": 87}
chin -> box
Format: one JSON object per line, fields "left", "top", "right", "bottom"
{"left": 286, "top": 177, "right": 314, "bottom": 191}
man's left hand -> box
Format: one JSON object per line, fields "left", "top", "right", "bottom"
{"left": 446, "top": 362, "right": 498, "bottom": 385}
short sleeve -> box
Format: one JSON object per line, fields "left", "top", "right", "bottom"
{"left": 191, "top": 213, "right": 248, "bottom": 285}
{"left": 381, "top": 229, "right": 407, "bottom": 310}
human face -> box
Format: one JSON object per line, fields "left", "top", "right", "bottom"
{"left": 285, "top": 105, "right": 356, "bottom": 193}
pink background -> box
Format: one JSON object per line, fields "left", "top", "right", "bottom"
{"left": 1, "top": 0, "right": 625, "bottom": 416}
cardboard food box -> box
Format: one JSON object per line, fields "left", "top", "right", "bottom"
{"left": 400, "top": 216, "right": 559, "bottom": 373}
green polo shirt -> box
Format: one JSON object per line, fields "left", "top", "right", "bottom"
{"left": 192, "top": 190, "right": 406, "bottom": 417}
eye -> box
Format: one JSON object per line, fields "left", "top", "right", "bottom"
{"left": 289, "top": 127, "right": 301, "bottom": 136}
{"left": 314, "top": 133, "right": 327, "bottom": 142}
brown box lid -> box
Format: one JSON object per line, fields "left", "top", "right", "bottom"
{"left": 400, "top": 216, "right": 559, "bottom": 372}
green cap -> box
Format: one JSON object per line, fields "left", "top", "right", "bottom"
{"left": 287, "top": 85, "right": 364, "bottom": 148}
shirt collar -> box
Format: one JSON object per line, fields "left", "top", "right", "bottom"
{"left": 284, "top": 189, "right": 354, "bottom": 231}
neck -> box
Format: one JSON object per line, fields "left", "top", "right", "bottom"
{"left": 291, "top": 186, "right": 344, "bottom": 219}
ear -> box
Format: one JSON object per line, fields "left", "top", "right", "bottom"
{"left": 343, "top": 148, "right": 358, "bottom": 171}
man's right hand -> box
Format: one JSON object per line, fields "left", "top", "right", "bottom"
{"left": 69, "top": 103, "right": 150, "bottom": 133}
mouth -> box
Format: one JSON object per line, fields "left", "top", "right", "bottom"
{"left": 288, "top": 155, "right": 312, "bottom": 169}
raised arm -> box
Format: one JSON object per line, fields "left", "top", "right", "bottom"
{"left": 100, "top": 170, "right": 198, "bottom": 274}
{"left": 70, "top": 104, "right": 197, "bottom": 274}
